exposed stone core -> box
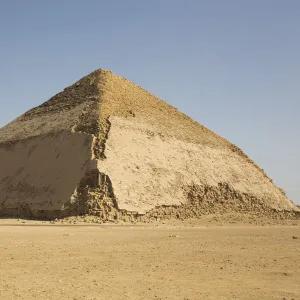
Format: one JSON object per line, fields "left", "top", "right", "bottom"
{"left": 0, "top": 69, "right": 299, "bottom": 220}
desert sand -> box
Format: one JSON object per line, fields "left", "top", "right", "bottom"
{"left": 0, "top": 218, "right": 299, "bottom": 300}
{"left": 1, "top": 69, "right": 299, "bottom": 299}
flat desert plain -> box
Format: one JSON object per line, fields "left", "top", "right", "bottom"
{"left": 0, "top": 219, "right": 299, "bottom": 300}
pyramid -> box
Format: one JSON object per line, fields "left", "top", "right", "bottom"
{"left": 0, "top": 69, "right": 299, "bottom": 220}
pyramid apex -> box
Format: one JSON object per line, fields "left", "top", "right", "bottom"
{"left": 0, "top": 69, "right": 298, "bottom": 220}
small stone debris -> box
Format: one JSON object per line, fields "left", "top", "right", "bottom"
{"left": 292, "top": 236, "right": 298, "bottom": 239}
{"left": 169, "top": 235, "right": 180, "bottom": 238}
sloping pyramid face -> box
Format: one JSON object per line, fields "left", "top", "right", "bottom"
{"left": 0, "top": 69, "right": 298, "bottom": 220}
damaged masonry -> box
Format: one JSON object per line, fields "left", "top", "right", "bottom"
{"left": 0, "top": 69, "right": 299, "bottom": 220}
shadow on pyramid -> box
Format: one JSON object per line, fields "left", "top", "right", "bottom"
{"left": 0, "top": 69, "right": 299, "bottom": 221}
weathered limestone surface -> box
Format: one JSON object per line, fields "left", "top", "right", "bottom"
{"left": 0, "top": 69, "right": 298, "bottom": 219}
{"left": 99, "top": 116, "right": 294, "bottom": 213}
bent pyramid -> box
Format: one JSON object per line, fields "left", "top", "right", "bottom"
{"left": 0, "top": 69, "right": 299, "bottom": 220}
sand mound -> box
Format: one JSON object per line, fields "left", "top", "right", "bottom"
{"left": 0, "top": 69, "right": 299, "bottom": 220}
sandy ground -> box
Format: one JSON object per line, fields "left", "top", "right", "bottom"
{"left": 0, "top": 220, "right": 299, "bottom": 300}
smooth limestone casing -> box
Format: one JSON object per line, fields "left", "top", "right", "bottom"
{"left": 99, "top": 116, "right": 295, "bottom": 213}
{"left": 0, "top": 69, "right": 298, "bottom": 217}
{"left": 0, "top": 132, "right": 94, "bottom": 213}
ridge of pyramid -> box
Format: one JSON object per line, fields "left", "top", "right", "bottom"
{"left": 0, "top": 68, "right": 230, "bottom": 149}
{"left": 0, "top": 69, "right": 282, "bottom": 189}
{"left": 0, "top": 69, "right": 298, "bottom": 220}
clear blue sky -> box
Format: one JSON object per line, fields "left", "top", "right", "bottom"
{"left": 0, "top": 0, "right": 299, "bottom": 204}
